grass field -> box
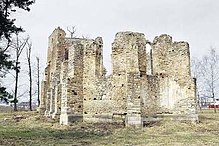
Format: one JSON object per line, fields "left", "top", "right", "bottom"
{"left": 0, "top": 110, "right": 219, "bottom": 146}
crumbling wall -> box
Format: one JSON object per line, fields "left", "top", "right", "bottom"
{"left": 59, "top": 61, "right": 69, "bottom": 125}
{"left": 152, "top": 34, "right": 191, "bottom": 85}
{"left": 152, "top": 34, "right": 198, "bottom": 121}
{"left": 60, "top": 37, "right": 105, "bottom": 124}
{"left": 41, "top": 27, "right": 198, "bottom": 126}
{"left": 41, "top": 27, "right": 66, "bottom": 117}
{"left": 111, "top": 35, "right": 127, "bottom": 113}
{"left": 59, "top": 38, "right": 88, "bottom": 125}
{"left": 44, "top": 64, "right": 51, "bottom": 115}
{"left": 67, "top": 39, "right": 85, "bottom": 114}
{"left": 141, "top": 75, "right": 160, "bottom": 116}
{"left": 83, "top": 38, "right": 103, "bottom": 101}
{"left": 38, "top": 64, "right": 49, "bottom": 114}
{"left": 111, "top": 32, "right": 147, "bottom": 126}
{"left": 83, "top": 37, "right": 109, "bottom": 122}
{"left": 53, "top": 84, "right": 61, "bottom": 117}
{"left": 38, "top": 80, "right": 46, "bottom": 114}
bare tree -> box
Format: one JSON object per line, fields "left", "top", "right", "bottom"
{"left": 13, "top": 34, "right": 28, "bottom": 111}
{"left": 26, "top": 40, "right": 32, "bottom": 111}
{"left": 191, "top": 58, "right": 202, "bottom": 110}
{"left": 199, "top": 48, "right": 219, "bottom": 113}
{"left": 67, "top": 26, "right": 76, "bottom": 38}
{"left": 36, "top": 56, "right": 40, "bottom": 107}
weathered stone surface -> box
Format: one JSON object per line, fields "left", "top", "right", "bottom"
{"left": 40, "top": 27, "right": 198, "bottom": 127}
{"left": 111, "top": 32, "right": 147, "bottom": 127}
{"left": 152, "top": 34, "right": 198, "bottom": 119}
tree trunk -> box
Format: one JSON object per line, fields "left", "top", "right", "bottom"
{"left": 213, "top": 97, "right": 216, "bottom": 113}
{"left": 13, "top": 34, "right": 28, "bottom": 111}
{"left": 212, "top": 89, "right": 216, "bottom": 113}
{"left": 28, "top": 57, "right": 32, "bottom": 111}
{"left": 14, "top": 59, "right": 19, "bottom": 111}
{"left": 27, "top": 44, "right": 32, "bottom": 111}
{"left": 36, "top": 57, "right": 40, "bottom": 107}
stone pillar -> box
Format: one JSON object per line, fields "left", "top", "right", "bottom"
{"left": 124, "top": 33, "right": 146, "bottom": 127}
{"left": 59, "top": 60, "right": 69, "bottom": 125}
{"left": 44, "top": 90, "right": 51, "bottom": 116}
{"left": 38, "top": 80, "right": 46, "bottom": 114}
{"left": 42, "top": 64, "right": 50, "bottom": 116}
{"left": 52, "top": 85, "right": 61, "bottom": 118}
{"left": 59, "top": 58, "right": 83, "bottom": 125}
{"left": 111, "top": 32, "right": 147, "bottom": 127}
{"left": 60, "top": 83, "right": 69, "bottom": 125}
{"left": 49, "top": 88, "right": 55, "bottom": 116}
{"left": 126, "top": 73, "right": 142, "bottom": 127}
{"left": 111, "top": 37, "right": 127, "bottom": 113}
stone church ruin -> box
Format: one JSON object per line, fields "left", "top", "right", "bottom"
{"left": 39, "top": 27, "right": 198, "bottom": 127}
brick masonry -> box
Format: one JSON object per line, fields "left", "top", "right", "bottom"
{"left": 39, "top": 27, "right": 198, "bottom": 127}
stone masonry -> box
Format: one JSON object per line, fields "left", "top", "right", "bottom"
{"left": 39, "top": 27, "right": 198, "bottom": 127}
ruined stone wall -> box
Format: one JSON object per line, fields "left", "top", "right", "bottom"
{"left": 66, "top": 39, "right": 85, "bottom": 114}
{"left": 51, "top": 31, "right": 65, "bottom": 117}
{"left": 41, "top": 27, "right": 198, "bottom": 126}
{"left": 141, "top": 75, "right": 160, "bottom": 116}
{"left": 83, "top": 37, "right": 108, "bottom": 121}
{"left": 38, "top": 80, "right": 46, "bottom": 114}
{"left": 48, "top": 27, "right": 66, "bottom": 77}
{"left": 59, "top": 61, "right": 69, "bottom": 124}
{"left": 59, "top": 38, "right": 87, "bottom": 124}
{"left": 111, "top": 34, "right": 127, "bottom": 113}
{"left": 111, "top": 32, "right": 147, "bottom": 126}
{"left": 83, "top": 38, "right": 103, "bottom": 101}
{"left": 152, "top": 34, "right": 197, "bottom": 121}
{"left": 152, "top": 34, "right": 191, "bottom": 84}
{"left": 44, "top": 64, "right": 51, "bottom": 115}
{"left": 39, "top": 63, "right": 50, "bottom": 114}
{"left": 41, "top": 27, "right": 66, "bottom": 116}
{"left": 60, "top": 37, "right": 105, "bottom": 124}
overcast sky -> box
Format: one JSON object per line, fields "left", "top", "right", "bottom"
{"left": 14, "top": 0, "right": 219, "bottom": 73}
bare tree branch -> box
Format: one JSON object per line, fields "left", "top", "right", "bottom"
{"left": 26, "top": 39, "right": 32, "bottom": 111}
{"left": 12, "top": 34, "right": 29, "bottom": 111}
{"left": 197, "top": 47, "right": 219, "bottom": 113}
{"left": 67, "top": 26, "right": 76, "bottom": 38}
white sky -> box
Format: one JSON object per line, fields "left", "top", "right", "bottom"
{"left": 13, "top": 0, "right": 219, "bottom": 74}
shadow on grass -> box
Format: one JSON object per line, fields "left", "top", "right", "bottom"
{"left": 0, "top": 120, "right": 124, "bottom": 146}
{"left": 199, "top": 115, "right": 215, "bottom": 121}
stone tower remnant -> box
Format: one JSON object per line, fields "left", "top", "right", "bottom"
{"left": 39, "top": 27, "right": 198, "bottom": 127}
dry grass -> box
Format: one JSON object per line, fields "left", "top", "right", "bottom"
{"left": 0, "top": 110, "right": 219, "bottom": 146}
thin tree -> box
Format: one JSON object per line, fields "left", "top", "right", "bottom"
{"left": 191, "top": 58, "right": 202, "bottom": 110}
{"left": 199, "top": 48, "right": 219, "bottom": 113}
{"left": 13, "top": 34, "right": 28, "bottom": 111}
{"left": 36, "top": 56, "right": 40, "bottom": 107}
{"left": 0, "top": 0, "right": 34, "bottom": 104}
{"left": 26, "top": 40, "right": 32, "bottom": 111}
{"left": 67, "top": 26, "right": 76, "bottom": 38}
